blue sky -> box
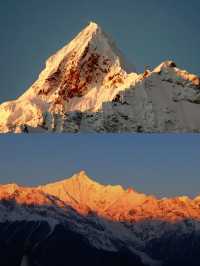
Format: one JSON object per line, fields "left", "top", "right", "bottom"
{"left": 0, "top": 135, "right": 199, "bottom": 198}
{"left": 0, "top": 0, "right": 200, "bottom": 103}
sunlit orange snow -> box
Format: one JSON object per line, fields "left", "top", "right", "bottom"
{"left": 1, "top": 171, "right": 200, "bottom": 223}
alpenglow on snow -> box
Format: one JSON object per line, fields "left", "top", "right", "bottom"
{"left": 0, "top": 22, "right": 200, "bottom": 133}
{"left": 1, "top": 171, "right": 200, "bottom": 266}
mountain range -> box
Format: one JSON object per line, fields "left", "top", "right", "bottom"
{"left": 0, "top": 22, "right": 200, "bottom": 133}
{"left": 1, "top": 171, "right": 200, "bottom": 266}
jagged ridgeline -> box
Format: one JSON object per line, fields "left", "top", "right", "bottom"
{"left": 1, "top": 171, "right": 200, "bottom": 266}
{"left": 0, "top": 22, "right": 200, "bottom": 133}
{"left": 1, "top": 171, "right": 200, "bottom": 222}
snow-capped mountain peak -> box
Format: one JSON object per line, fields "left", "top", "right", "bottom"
{"left": 153, "top": 60, "right": 200, "bottom": 86}
{"left": 20, "top": 20, "right": 136, "bottom": 106}
{"left": 1, "top": 173, "right": 200, "bottom": 266}
{"left": 0, "top": 21, "right": 140, "bottom": 133}
{"left": 0, "top": 23, "right": 200, "bottom": 133}
{"left": 70, "top": 170, "right": 94, "bottom": 182}
{"left": 1, "top": 172, "right": 200, "bottom": 223}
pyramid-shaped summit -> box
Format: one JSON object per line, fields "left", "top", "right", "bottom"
{"left": 20, "top": 21, "right": 137, "bottom": 107}
{"left": 0, "top": 21, "right": 139, "bottom": 133}
{"left": 69, "top": 170, "right": 94, "bottom": 182}
{"left": 0, "top": 22, "right": 200, "bottom": 133}
{"left": 37, "top": 170, "right": 126, "bottom": 213}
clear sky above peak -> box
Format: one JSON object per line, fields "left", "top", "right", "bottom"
{"left": 0, "top": 135, "right": 199, "bottom": 198}
{"left": 0, "top": 0, "right": 199, "bottom": 103}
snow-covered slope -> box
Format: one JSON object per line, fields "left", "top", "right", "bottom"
{"left": 0, "top": 22, "right": 199, "bottom": 133}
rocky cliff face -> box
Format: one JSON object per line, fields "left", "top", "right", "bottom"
{"left": 0, "top": 22, "right": 200, "bottom": 133}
